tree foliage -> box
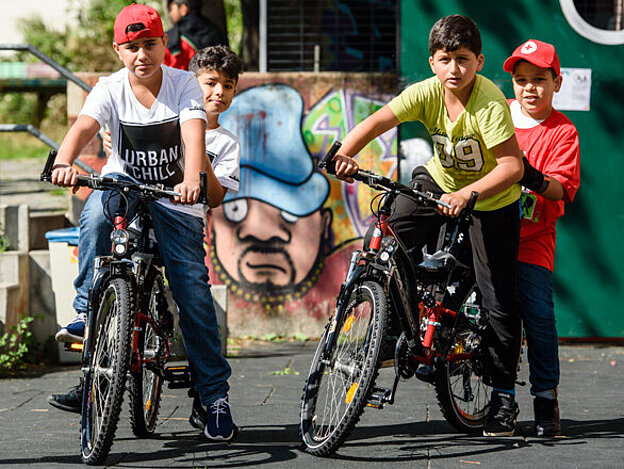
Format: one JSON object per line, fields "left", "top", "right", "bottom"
{"left": 18, "top": 0, "right": 162, "bottom": 72}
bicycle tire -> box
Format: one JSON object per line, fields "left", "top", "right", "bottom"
{"left": 80, "top": 277, "right": 134, "bottom": 465}
{"left": 300, "top": 280, "right": 387, "bottom": 456}
{"left": 129, "top": 271, "right": 168, "bottom": 437}
{"left": 434, "top": 286, "right": 491, "bottom": 433}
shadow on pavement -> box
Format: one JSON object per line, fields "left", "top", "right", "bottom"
{"left": 1, "top": 418, "right": 621, "bottom": 467}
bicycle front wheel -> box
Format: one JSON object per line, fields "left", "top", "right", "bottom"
{"left": 129, "top": 271, "right": 169, "bottom": 437}
{"left": 81, "top": 277, "right": 133, "bottom": 465}
{"left": 434, "top": 286, "right": 491, "bottom": 433}
{"left": 300, "top": 280, "right": 387, "bottom": 456}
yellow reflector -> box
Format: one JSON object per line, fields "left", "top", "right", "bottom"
{"left": 70, "top": 343, "right": 84, "bottom": 351}
{"left": 453, "top": 341, "right": 464, "bottom": 354}
{"left": 345, "top": 382, "right": 358, "bottom": 404}
{"left": 146, "top": 399, "right": 152, "bottom": 411}
{"left": 343, "top": 315, "right": 355, "bottom": 333}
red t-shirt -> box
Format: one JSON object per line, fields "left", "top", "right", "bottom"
{"left": 509, "top": 99, "right": 580, "bottom": 271}
{"left": 164, "top": 38, "right": 197, "bottom": 70}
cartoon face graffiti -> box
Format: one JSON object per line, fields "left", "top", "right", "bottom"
{"left": 211, "top": 199, "right": 331, "bottom": 294}
{"left": 212, "top": 84, "right": 331, "bottom": 302}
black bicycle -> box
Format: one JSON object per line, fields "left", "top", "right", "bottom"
{"left": 41, "top": 151, "right": 206, "bottom": 465}
{"left": 300, "top": 142, "right": 491, "bottom": 456}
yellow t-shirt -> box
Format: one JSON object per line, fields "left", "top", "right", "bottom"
{"left": 388, "top": 75, "right": 521, "bottom": 211}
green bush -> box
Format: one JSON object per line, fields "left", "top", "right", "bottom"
{"left": 0, "top": 316, "right": 36, "bottom": 377}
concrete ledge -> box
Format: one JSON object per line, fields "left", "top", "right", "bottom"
{"left": 0, "top": 251, "right": 29, "bottom": 331}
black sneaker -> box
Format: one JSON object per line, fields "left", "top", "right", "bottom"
{"left": 534, "top": 397, "right": 561, "bottom": 437}
{"left": 48, "top": 379, "right": 83, "bottom": 413}
{"left": 204, "top": 395, "right": 235, "bottom": 441}
{"left": 483, "top": 391, "right": 519, "bottom": 437}
{"left": 189, "top": 395, "right": 205, "bottom": 430}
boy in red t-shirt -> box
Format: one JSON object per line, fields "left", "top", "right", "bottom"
{"left": 503, "top": 39, "right": 581, "bottom": 437}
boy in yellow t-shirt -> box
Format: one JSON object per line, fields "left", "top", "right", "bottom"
{"left": 333, "top": 14, "right": 524, "bottom": 437}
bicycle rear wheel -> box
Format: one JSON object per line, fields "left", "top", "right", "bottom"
{"left": 300, "top": 280, "right": 387, "bottom": 456}
{"left": 129, "top": 271, "right": 169, "bottom": 437}
{"left": 434, "top": 287, "right": 491, "bottom": 433}
{"left": 81, "top": 277, "right": 133, "bottom": 465}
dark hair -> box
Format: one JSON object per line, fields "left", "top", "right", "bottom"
{"left": 126, "top": 23, "right": 146, "bottom": 34}
{"left": 428, "top": 15, "right": 482, "bottom": 57}
{"left": 167, "top": 0, "right": 201, "bottom": 13}
{"left": 189, "top": 45, "right": 244, "bottom": 81}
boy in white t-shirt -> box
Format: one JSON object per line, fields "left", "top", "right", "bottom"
{"left": 48, "top": 4, "right": 235, "bottom": 441}
{"left": 185, "top": 44, "right": 243, "bottom": 430}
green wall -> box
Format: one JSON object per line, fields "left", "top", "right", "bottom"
{"left": 399, "top": 0, "right": 624, "bottom": 337}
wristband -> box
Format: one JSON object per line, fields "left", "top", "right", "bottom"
{"left": 520, "top": 157, "right": 548, "bottom": 194}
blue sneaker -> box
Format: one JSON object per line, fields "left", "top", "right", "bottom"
{"left": 204, "top": 395, "right": 235, "bottom": 441}
{"left": 55, "top": 313, "right": 86, "bottom": 343}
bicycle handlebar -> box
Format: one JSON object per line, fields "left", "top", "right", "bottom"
{"left": 40, "top": 150, "right": 209, "bottom": 204}
{"left": 319, "top": 141, "right": 460, "bottom": 210}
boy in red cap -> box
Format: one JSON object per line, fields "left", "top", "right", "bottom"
{"left": 48, "top": 3, "right": 236, "bottom": 442}
{"left": 504, "top": 39, "right": 581, "bottom": 437}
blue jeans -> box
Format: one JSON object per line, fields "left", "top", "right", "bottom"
{"left": 73, "top": 176, "right": 231, "bottom": 405}
{"left": 518, "top": 261, "right": 559, "bottom": 395}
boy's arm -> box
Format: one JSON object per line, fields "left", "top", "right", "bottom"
{"left": 177, "top": 118, "right": 207, "bottom": 205}
{"left": 203, "top": 165, "right": 228, "bottom": 208}
{"left": 441, "top": 134, "right": 524, "bottom": 217}
{"left": 51, "top": 115, "right": 101, "bottom": 187}
{"left": 334, "top": 105, "right": 400, "bottom": 181}
{"left": 520, "top": 157, "right": 566, "bottom": 201}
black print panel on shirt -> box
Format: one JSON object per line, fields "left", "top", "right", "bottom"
{"left": 119, "top": 117, "right": 183, "bottom": 187}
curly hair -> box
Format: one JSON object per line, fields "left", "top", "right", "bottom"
{"left": 189, "top": 45, "right": 243, "bottom": 82}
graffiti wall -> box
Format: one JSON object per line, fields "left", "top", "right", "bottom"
{"left": 205, "top": 72, "right": 397, "bottom": 337}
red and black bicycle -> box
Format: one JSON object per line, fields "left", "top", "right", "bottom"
{"left": 41, "top": 150, "right": 207, "bottom": 465}
{"left": 300, "top": 142, "right": 490, "bottom": 456}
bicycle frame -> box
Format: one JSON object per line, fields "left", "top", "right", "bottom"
{"left": 82, "top": 189, "right": 171, "bottom": 377}
{"left": 322, "top": 168, "right": 479, "bottom": 385}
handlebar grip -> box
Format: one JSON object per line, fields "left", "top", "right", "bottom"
{"left": 319, "top": 141, "right": 342, "bottom": 175}
{"left": 40, "top": 150, "right": 57, "bottom": 181}
{"left": 198, "top": 171, "right": 208, "bottom": 205}
{"left": 466, "top": 191, "right": 479, "bottom": 211}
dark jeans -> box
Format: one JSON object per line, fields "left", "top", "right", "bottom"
{"left": 374, "top": 167, "right": 523, "bottom": 389}
{"left": 518, "top": 262, "right": 559, "bottom": 395}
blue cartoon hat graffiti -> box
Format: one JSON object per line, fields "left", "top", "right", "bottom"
{"left": 220, "top": 84, "right": 329, "bottom": 217}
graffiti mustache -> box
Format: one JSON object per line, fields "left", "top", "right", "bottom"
{"left": 238, "top": 245, "right": 296, "bottom": 280}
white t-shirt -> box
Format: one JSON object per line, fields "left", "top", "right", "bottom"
{"left": 206, "top": 126, "right": 240, "bottom": 195}
{"left": 510, "top": 99, "right": 544, "bottom": 129}
{"left": 79, "top": 65, "right": 207, "bottom": 218}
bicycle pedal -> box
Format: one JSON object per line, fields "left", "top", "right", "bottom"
{"left": 367, "top": 386, "right": 392, "bottom": 408}
{"left": 164, "top": 365, "right": 192, "bottom": 388}
{"left": 64, "top": 342, "right": 84, "bottom": 353}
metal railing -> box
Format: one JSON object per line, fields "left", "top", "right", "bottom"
{"left": 0, "top": 43, "right": 99, "bottom": 174}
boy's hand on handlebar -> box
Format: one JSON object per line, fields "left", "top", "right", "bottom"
{"left": 102, "top": 130, "right": 112, "bottom": 157}
{"left": 333, "top": 154, "right": 359, "bottom": 183}
{"left": 174, "top": 180, "right": 201, "bottom": 205}
{"left": 439, "top": 190, "right": 471, "bottom": 218}
{"left": 51, "top": 164, "right": 79, "bottom": 189}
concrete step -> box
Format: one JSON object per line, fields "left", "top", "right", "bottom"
{"left": 0, "top": 282, "right": 20, "bottom": 334}
{"left": 0, "top": 252, "right": 29, "bottom": 333}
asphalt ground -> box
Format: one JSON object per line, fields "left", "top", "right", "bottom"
{"left": 0, "top": 341, "right": 623, "bottom": 469}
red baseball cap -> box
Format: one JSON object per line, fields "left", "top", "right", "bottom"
{"left": 113, "top": 3, "right": 165, "bottom": 45}
{"left": 503, "top": 39, "right": 560, "bottom": 76}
